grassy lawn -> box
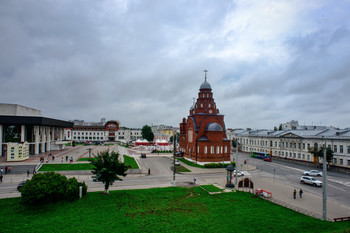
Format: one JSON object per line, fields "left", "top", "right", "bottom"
{"left": 200, "top": 185, "right": 223, "bottom": 193}
{"left": 0, "top": 187, "right": 349, "bottom": 233}
{"left": 38, "top": 163, "right": 94, "bottom": 171}
{"left": 179, "top": 158, "right": 205, "bottom": 168}
{"left": 175, "top": 165, "right": 191, "bottom": 173}
{"left": 77, "top": 158, "right": 95, "bottom": 161}
{"left": 123, "top": 155, "right": 139, "bottom": 169}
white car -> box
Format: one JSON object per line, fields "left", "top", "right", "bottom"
{"left": 233, "top": 170, "right": 244, "bottom": 177}
{"left": 175, "top": 159, "right": 180, "bottom": 166}
{"left": 300, "top": 176, "right": 322, "bottom": 187}
{"left": 303, "top": 170, "right": 323, "bottom": 177}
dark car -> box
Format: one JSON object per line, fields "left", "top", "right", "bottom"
{"left": 175, "top": 152, "right": 184, "bottom": 157}
{"left": 141, "top": 153, "right": 146, "bottom": 158}
{"left": 17, "top": 181, "right": 26, "bottom": 191}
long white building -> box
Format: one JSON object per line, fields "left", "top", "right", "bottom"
{"left": 228, "top": 123, "right": 350, "bottom": 170}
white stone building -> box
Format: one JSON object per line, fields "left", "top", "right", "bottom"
{"left": 229, "top": 126, "right": 350, "bottom": 170}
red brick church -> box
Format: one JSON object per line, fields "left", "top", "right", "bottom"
{"left": 179, "top": 71, "right": 231, "bottom": 163}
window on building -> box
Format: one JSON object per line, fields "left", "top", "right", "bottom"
{"left": 298, "top": 143, "right": 301, "bottom": 149}
{"left": 307, "top": 143, "right": 310, "bottom": 149}
{"left": 275, "top": 141, "right": 277, "bottom": 147}
{"left": 286, "top": 142, "right": 288, "bottom": 148}
{"left": 224, "top": 146, "right": 227, "bottom": 153}
{"left": 340, "top": 159, "right": 343, "bottom": 165}
{"left": 334, "top": 145, "right": 337, "bottom": 153}
{"left": 270, "top": 141, "right": 272, "bottom": 147}
{"left": 298, "top": 153, "right": 301, "bottom": 158}
{"left": 334, "top": 158, "right": 337, "bottom": 164}
{"left": 307, "top": 154, "right": 310, "bottom": 160}
{"left": 204, "top": 146, "right": 207, "bottom": 154}
{"left": 282, "top": 142, "right": 284, "bottom": 148}
{"left": 216, "top": 146, "right": 220, "bottom": 154}
{"left": 197, "top": 146, "right": 199, "bottom": 153}
{"left": 348, "top": 146, "right": 350, "bottom": 154}
{"left": 348, "top": 160, "right": 350, "bottom": 166}
{"left": 302, "top": 154, "right": 305, "bottom": 159}
{"left": 211, "top": 146, "right": 214, "bottom": 154}
{"left": 340, "top": 145, "right": 343, "bottom": 153}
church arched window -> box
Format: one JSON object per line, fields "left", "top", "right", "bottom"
{"left": 216, "top": 146, "right": 220, "bottom": 154}
{"left": 210, "top": 146, "right": 214, "bottom": 154}
{"left": 204, "top": 146, "right": 207, "bottom": 154}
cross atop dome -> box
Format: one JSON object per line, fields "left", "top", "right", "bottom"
{"left": 204, "top": 69, "right": 208, "bottom": 82}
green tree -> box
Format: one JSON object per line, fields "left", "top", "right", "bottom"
{"left": 142, "top": 125, "right": 154, "bottom": 142}
{"left": 279, "top": 124, "right": 283, "bottom": 130}
{"left": 90, "top": 150, "right": 130, "bottom": 194}
{"left": 308, "top": 146, "right": 334, "bottom": 166}
{"left": 169, "top": 132, "right": 179, "bottom": 143}
{"left": 232, "top": 139, "right": 237, "bottom": 148}
{"left": 274, "top": 126, "right": 277, "bottom": 131}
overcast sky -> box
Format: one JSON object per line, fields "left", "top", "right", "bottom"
{"left": 1, "top": 0, "right": 350, "bottom": 129}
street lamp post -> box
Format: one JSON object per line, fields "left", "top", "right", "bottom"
{"left": 173, "top": 132, "right": 176, "bottom": 187}
{"left": 235, "top": 142, "right": 239, "bottom": 191}
{"left": 322, "top": 140, "right": 327, "bottom": 220}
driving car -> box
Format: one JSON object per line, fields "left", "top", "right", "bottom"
{"left": 303, "top": 170, "right": 323, "bottom": 177}
{"left": 233, "top": 170, "right": 244, "bottom": 177}
{"left": 263, "top": 157, "right": 272, "bottom": 162}
{"left": 300, "top": 176, "right": 322, "bottom": 187}
{"left": 17, "top": 181, "right": 26, "bottom": 191}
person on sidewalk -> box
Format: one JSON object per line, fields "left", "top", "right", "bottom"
{"left": 194, "top": 177, "right": 197, "bottom": 185}
{"left": 8, "top": 166, "right": 11, "bottom": 173}
{"left": 66, "top": 155, "right": 68, "bottom": 162}
{"left": 299, "top": 189, "right": 303, "bottom": 198}
{"left": 293, "top": 189, "right": 297, "bottom": 199}
{"left": 148, "top": 168, "right": 151, "bottom": 175}
{"left": 27, "top": 169, "right": 30, "bottom": 177}
{"left": 0, "top": 174, "right": 3, "bottom": 183}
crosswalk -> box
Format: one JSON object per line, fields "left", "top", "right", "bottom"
{"left": 328, "top": 178, "right": 350, "bottom": 188}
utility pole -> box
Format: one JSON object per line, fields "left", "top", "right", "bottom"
{"left": 173, "top": 132, "right": 176, "bottom": 187}
{"left": 322, "top": 141, "right": 327, "bottom": 220}
{"left": 235, "top": 141, "right": 238, "bottom": 191}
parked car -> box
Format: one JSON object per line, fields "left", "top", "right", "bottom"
{"left": 233, "top": 170, "right": 244, "bottom": 177}
{"left": 263, "top": 157, "right": 272, "bottom": 162}
{"left": 300, "top": 176, "right": 322, "bottom": 187}
{"left": 17, "top": 181, "right": 26, "bottom": 191}
{"left": 175, "top": 159, "right": 180, "bottom": 166}
{"left": 141, "top": 153, "right": 146, "bottom": 158}
{"left": 303, "top": 170, "right": 323, "bottom": 177}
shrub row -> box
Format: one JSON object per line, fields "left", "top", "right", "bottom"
{"left": 20, "top": 172, "right": 87, "bottom": 205}
{"left": 204, "top": 162, "right": 236, "bottom": 168}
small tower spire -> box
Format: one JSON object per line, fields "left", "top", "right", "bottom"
{"left": 204, "top": 69, "right": 208, "bottom": 82}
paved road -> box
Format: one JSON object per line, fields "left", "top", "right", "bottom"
{"left": 234, "top": 152, "right": 350, "bottom": 208}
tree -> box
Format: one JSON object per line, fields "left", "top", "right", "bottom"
{"left": 142, "top": 125, "right": 154, "bottom": 142}
{"left": 21, "top": 172, "right": 87, "bottom": 205}
{"left": 308, "top": 146, "right": 334, "bottom": 166}
{"left": 90, "top": 150, "right": 130, "bottom": 194}
{"left": 169, "top": 132, "right": 179, "bottom": 143}
{"left": 273, "top": 126, "right": 277, "bottom": 131}
{"left": 232, "top": 139, "right": 237, "bottom": 148}
{"left": 278, "top": 124, "right": 283, "bottom": 130}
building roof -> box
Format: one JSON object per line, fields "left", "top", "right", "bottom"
{"left": 205, "top": 122, "right": 223, "bottom": 131}
{"left": 0, "top": 115, "right": 73, "bottom": 127}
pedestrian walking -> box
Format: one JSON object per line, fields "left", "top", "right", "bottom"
{"left": 61, "top": 157, "right": 64, "bottom": 163}
{"left": 299, "top": 189, "right": 303, "bottom": 198}
{"left": 27, "top": 169, "right": 30, "bottom": 177}
{"left": 33, "top": 168, "right": 36, "bottom": 175}
{"left": 0, "top": 174, "right": 3, "bottom": 183}
{"left": 0, "top": 168, "right": 3, "bottom": 175}
{"left": 194, "top": 177, "right": 197, "bottom": 185}
{"left": 66, "top": 155, "right": 68, "bottom": 162}
{"left": 148, "top": 168, "right": 151, "bottom": 175}
{"left": 5, "top": 166, "right": 8, "bottom": 174}
{"left": 8, "top": 166, "right": 11, "bottom": 173}
{"left": 52, "top": 155, "right": 55, "bottom": 161}
{"left": 70, "top": 157, "right": 73, "bottom": 163}
{"left": 293, "top": 189, "right": 296, "bottom": 199}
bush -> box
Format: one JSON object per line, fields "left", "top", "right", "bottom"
{"left": 20, "top": 172, "right": 87, "bottom": 205}
{"left": 204, "top": 162, "right": 236, "bottom": 168}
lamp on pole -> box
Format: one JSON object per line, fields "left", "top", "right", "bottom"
{"left": 235, "top": 141, "right": 239, "bottom": 191}
{"left": 173, "top": 131, "right": 176, "bottom": 187}
{"left": 322, "top": 139, "right": 327, "bottom": 220}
